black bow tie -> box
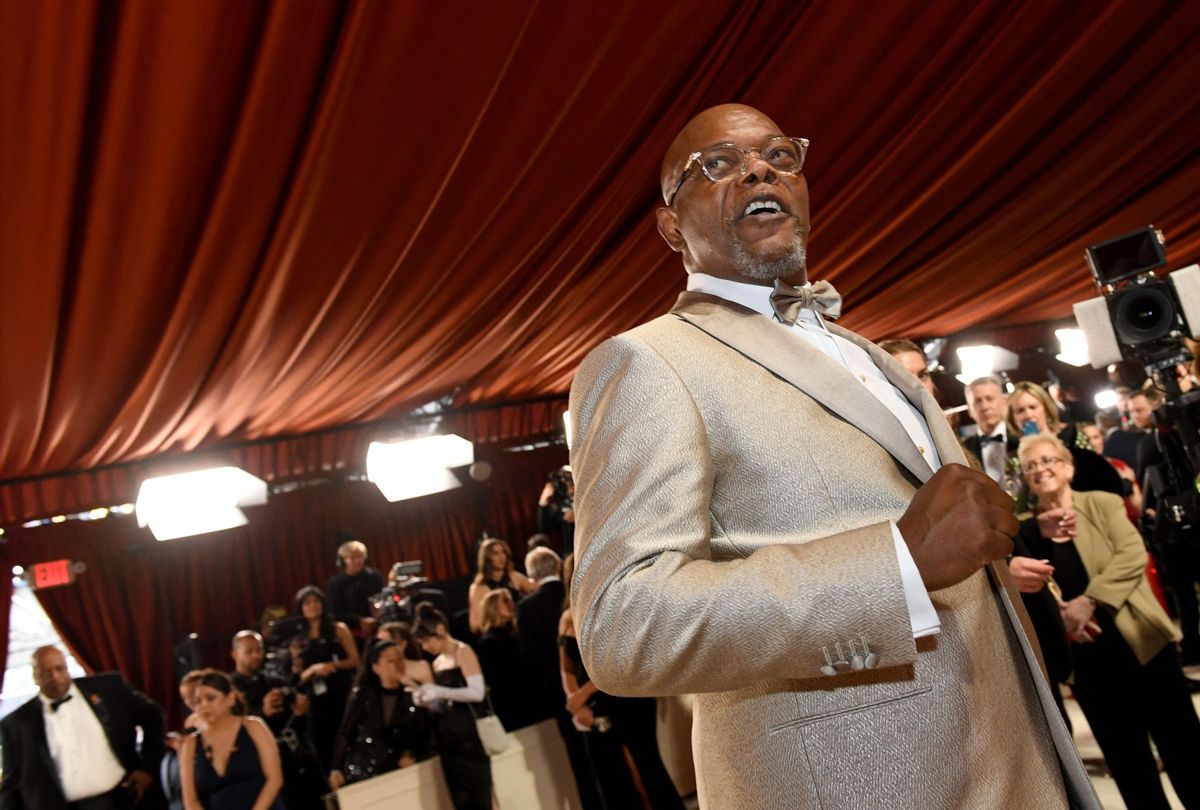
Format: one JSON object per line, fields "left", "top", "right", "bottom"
{"left": 979, "top": 434, "right": 1005, "bottom": 444}
{"left": 49, "top": 694, "right": 72, "bottom": 712}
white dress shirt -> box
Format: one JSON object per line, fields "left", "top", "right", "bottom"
{"left": 687, "top": 273, "right": 941, "bottom": 638}
{"left": 40, "top": 683, "right": 127, "bottom": 801}
{"left": 979, "top": 423, "right": 1010, "bottom": 485}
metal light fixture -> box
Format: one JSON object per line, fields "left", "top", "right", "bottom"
{"left": 366, "top": 434, "right": 474, "bottom": 502}
{"left": 136, "top": 467, "right": 267, "bottom": 541}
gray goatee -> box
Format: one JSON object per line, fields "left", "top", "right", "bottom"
{"left": 731, "top": 236, "right": 807, "bottom": 282}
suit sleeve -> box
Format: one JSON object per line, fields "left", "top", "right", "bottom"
{"left": 1082, "top": 492, "right": 1149, "bottom": 610}
{"left": 569, "top": 334, "right": 916, "bottom": 697}
{"left": 121, "top": 680, "right": 166, "bottom": 775}
{"left": 0, "top": 717, "right": 25, "bottom": 810}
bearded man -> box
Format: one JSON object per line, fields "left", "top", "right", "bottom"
{"left": 568, "top": 104, "right": 1097, "bottom": 809}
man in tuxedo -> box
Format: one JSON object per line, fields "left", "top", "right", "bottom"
{"left": 568, "top": 104, "right": 1096, "bottom": 809}
{"left": 517, "top": 546, "right": 566, "bottom": 703}
{"left": 517, "top": 547, "right": 602, "bottom": 809}
{"left": 962, "top": 375, "right": 1019, "bottom": 485}
{"left": 0, "top": 646, "right": 165, "bottom": 810}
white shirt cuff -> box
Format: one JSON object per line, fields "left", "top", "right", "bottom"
{"left": 890, "top": 521, "right": 941, "bottom": 638}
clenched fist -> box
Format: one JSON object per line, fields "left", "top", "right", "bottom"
{"left": 897, "top": 463, "right": 1017, "bottom": 592}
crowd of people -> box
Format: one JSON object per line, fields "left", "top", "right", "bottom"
{"left": 8, "top": 341, "right": 1200, "bottom": 810}
{"left": 883, "top": 340, "right": 1200, "bottom": 810}
{"left": 1, "top": 521, "right": 684, "bottom": 810}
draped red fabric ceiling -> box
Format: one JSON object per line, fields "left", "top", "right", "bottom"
{"left": 2, "top": 0, "right": 1198, "bottom": 491}
{"left": 2, "top": 1, "right": 1200, "bottom": 705}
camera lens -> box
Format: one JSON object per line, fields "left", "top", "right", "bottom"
{"left": 1114, "top": 285, "right": 1175, "bottom": 344}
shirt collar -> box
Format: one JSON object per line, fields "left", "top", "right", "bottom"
{"left": 537, "top": 575, "right": 562, "bottom": 585}
{"left": 986, "top": 423, "right": 1007, "bottom": 439}
{"left": 39, "top": 682, "right": 82, "bottom": 712}
{"left": 686, "top": 273, "right": 825, "bottom": 328}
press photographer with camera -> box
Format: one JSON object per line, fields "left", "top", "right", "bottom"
{"left": 1075, "top": 226, "right": 1200, "bottom": 667}
{"left": 538, "top": 466, "right": 575, "bottom": 557}
{"left": 230, "top": 630, "right": 327, "bottom": 810}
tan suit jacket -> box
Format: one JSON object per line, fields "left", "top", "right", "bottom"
{"left": 1071, "top": 490, "right": 1179, "bottom": 665}
{"left": 569, "top": 293, "right": 1099, "bottom": 809}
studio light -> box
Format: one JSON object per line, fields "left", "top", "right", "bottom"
{"left": 1094, "top": 389, "right": 1119, "bottom": 410}
{"left": 1055, "top": 328, "right": 1090, "bottom": 367}
{"left": 136, "top": 467, "right": 267, "bottom": 541}
{"left": 367, "top": 434, "right": 474, "bottom": 502}
{"left": 563, "top": 411, "right": 573, "bottom": 450}
{"left": 955, "top": 345, "right": 1019, "bottom": 384}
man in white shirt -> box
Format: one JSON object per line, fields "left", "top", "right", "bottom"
{"left": 963, "top": 375, "right": 1018, "bottom": 485}
{"left": 568, "top": 103, "right": 1096, "bottom": 809}
{"left": 0, "top": 646, "right": 164, "bottom": 810}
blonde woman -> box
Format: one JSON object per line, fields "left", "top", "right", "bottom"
{"left": 1014, "top": 433, "right": 1200, "bottom": 809}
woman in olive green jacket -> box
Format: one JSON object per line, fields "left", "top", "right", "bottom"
{"left": 1014, "top": 433, "right": 1200, "bottom": 810}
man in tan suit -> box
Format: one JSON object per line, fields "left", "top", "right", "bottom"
{"left": 568, "top": 104, "right": 1099, "bottom": 808}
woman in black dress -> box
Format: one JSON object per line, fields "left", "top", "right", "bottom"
{"left": 328, "top": 640, "right": 434, "bottom": 789}
{"left": 291, "top": 585, "right": 360, "bottom": 774}
{"left": 467, "top": 538, "right": 534, "bottom": 635}
{"left": 412, "top": 601, "right": 494, "bottom": 809}
{"left": 475, "top": 588, "right": 535, "bottom": 731}
{"left": 559, "top": 555, "right": 684, "bottom": 810}
{"left": 179, "top": 670, "right": 284, "bottom": 810}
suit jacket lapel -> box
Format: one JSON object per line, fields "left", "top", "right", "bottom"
{"left": 829, "top": 324, "right": 969, "bottom": 469}
{"left": 671, "top": 292, "right": 933, "bottom": 483}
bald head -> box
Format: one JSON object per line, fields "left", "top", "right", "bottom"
{"left": 660, "top": 104, "right": 785, "bottom": 202}
{"left": 32, "top": 645, "right": 72, "bottom": 700}
{"left": 655, "top": 103, "right": 810, "bottom": 285}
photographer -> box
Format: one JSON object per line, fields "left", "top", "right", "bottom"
{"left": 538, "top": 466, "right": 575, "bottom": 558}
{"left": 326, "top": 538, "right": 386, "bottom": 641}
{"left": 230, "top": 630, "right": 327, "bottom": 810}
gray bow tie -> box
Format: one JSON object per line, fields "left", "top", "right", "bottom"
{"left": 770, "top": 278, "right": 842, "bottom": 324}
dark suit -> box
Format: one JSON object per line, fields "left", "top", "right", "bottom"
{"left": 517, "top": 579, "right": 566, "bottom": 715}
{"left": 962, "top": 432, "right": 1019, "bottom": 480}
{"left": 1104, "top": 428, "right": 1145, "bottom": 474}
{"left": 516, "top": 579, "right": 603, "bottom": 810}
{"left": 0, "top": 674, "right": 165, "bottom": 810}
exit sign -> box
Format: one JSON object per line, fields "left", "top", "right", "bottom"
{"left": 29, "top": 559, "right": 77, "bottom": 590}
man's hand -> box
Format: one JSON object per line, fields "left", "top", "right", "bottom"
{"left": 121, "top": 770, "right": 152, "bottom": 802}
{"left": 562, "top": 506, "right": 575, "bottom": 524}
{"left": 262, "top": 688, "right": 285, "bottom": 717}
{"left": 1036, "top": 507, "right": 1076, "bottom": 539}
{"left": 897, "top": 464, "right": 1017, "bottom": 592}
{"left": 1009, "top": 557, "right": 1054, "bottom": 594}
{"left": 329, "top": 770, "right": 346, "bottom": 790}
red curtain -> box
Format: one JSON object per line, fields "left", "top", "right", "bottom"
{"left": 2, "top": 1, "right": 1198, "bottom": 491}
{"left": 3, "top": 442, "right": 566, "bottom": 723}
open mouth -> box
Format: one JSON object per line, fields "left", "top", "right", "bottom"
{"left": 740, "top": 194, "right": 790, "bottom": 219}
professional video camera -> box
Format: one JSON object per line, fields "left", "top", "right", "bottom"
{"left": 369, "top": 560, "right": 447, "bottom": 624}
{"left": 1074, "top": 225, "right": 1200, "bottom": 530}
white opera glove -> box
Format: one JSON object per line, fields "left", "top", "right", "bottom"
{"left": 413, "top": 673, "right": 485, "bottom": 704}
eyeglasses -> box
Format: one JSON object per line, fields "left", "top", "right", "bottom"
{"left": 666, "top": 136, "right": 809, "bottom": 206}
{"left": 1021, "top": 456, "right": 1066, "bottom": 475}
